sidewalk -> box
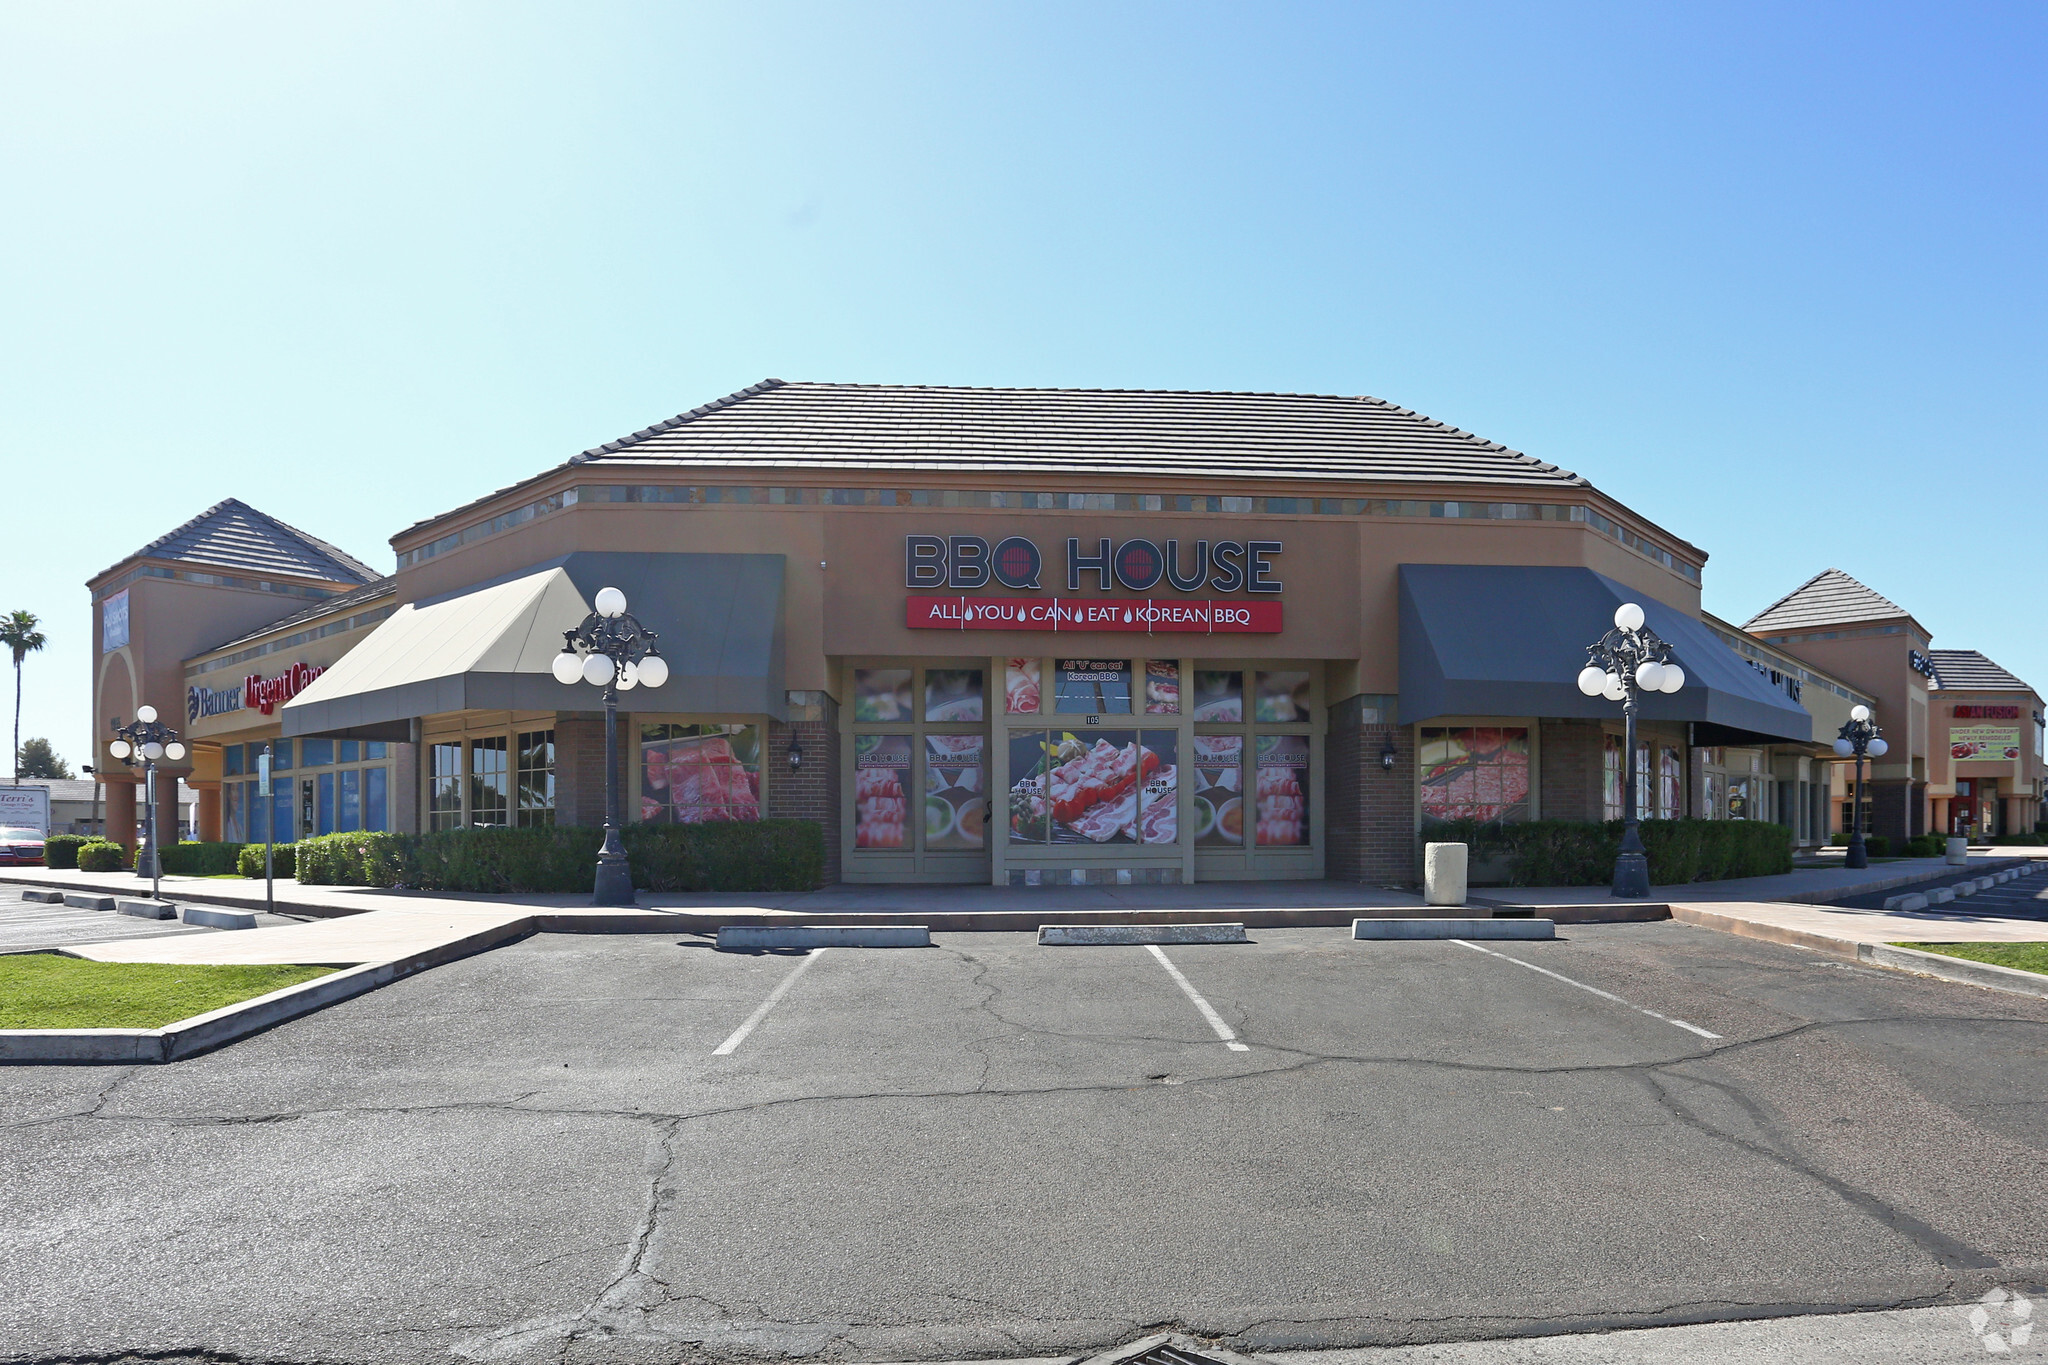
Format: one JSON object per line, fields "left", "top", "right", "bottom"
{"left": 1483, "top": 850, "right": 2045, "bottom": 909}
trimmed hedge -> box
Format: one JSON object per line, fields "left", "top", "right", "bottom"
{"left": 296, "top": 820, "right": 826, "bottom": 894}
{"left": 159, "top": 841, "right": 248, "bottom": 876}
{"left": 76, "top": 840, "right": 130, "bottom": 872}
{"left": 43, "top": 834, "right": 90, "bottom": 869}
{"left": 237, "top": 843, "right": 297, "bottom": 879}
{"left": 1420, "top": 818, "right": 1793, "bottom": 887}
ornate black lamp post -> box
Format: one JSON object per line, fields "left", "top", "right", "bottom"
{"left": 1576, "top": 602, "right": 1687, "bottom": 899}
{"left": 551, "top": 587, "right": 668, "bottom": 905}
{"left": 1831, "top": 705, "right": 1887, "bottom": 870}
{"left": 107, "top": 705, "right": 186, "bottom": 903}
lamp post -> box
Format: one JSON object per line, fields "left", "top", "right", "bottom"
{"left": 551, "top": 587, "right": 668, "bottom": 905}
{"left": 107, "top": 705, "right": 186, "bottom": 903}
{"left": 1576, "top": 602, "right": 1687, "bottom": 899}
{"left": 1831, "top": 705, "right": 1887, "bottom": 870}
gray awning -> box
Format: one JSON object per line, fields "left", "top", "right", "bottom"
{"left": 1398, "top": 564, "right": 1814, "bottom": 744}
{"left": 282, "top": 551, "right": 787, "bottom": 738}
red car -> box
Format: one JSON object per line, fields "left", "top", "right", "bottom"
{"left": 0, "top": 826, "right": 46, "bottom": 866}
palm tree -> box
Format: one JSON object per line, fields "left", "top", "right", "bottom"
{"left": 2, "top": 610, "right": 47, "bottom": 784}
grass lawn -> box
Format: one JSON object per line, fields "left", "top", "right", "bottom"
{"left": 0, "top": 955, "right": 335, "bottom": 1029}
{"left": 1897, "top": 942, "right": 2048, "bottom": 977}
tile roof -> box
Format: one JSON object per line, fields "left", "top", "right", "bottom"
{"left": 565, "top": 379, "right": 1592, "bottom": 488}
{"left": 193, "top": 577, "right": 399, "bottom": 660}
{"left": 1742, "top": 568, "right": 1911, "bottom": 634}
{"left": 97, "top": 499, "right": 380, "bottom": 587}
{"left": 1929, "top": 650, "right": 2035, "bottom": 693}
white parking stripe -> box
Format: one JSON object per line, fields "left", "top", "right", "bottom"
{"left": 713, "top": 949, "right": 827, "bottom": 1055}
{"left": 1146, "top": 944, "right": 1251, "bottom": 1051}
{"left": 1452, "top": 939, "right": 1722, "bottom": 1041}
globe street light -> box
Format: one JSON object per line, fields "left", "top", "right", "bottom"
{"left": 109, "top": 704, "right": 187, "bottom": 903}
{"left": 1577, "top": 602, "right": 1685, "bottom": 898}
{"left": 552, "top": 588, "right": 668, "bottom": 905}
{"left": 1831, "top": 704, "right": 1887, "bottom": 870}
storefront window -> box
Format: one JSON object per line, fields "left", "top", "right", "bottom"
{"left": 517, "top": 729, "right": 556, "bottom": 827}
{"left": 1054, "top": 659, "right": 1132, "bottom": 714}
{"left": 1420, "top": 727, "right": 1532, "bottom": 824}
{"left": 317, "top": 772, "right": 336, "bottom": 835}
{"left": 303, "top": 738, "right": 335, "bottom": 769}
{"left": 271, "top": 783, "right": 293, "bottom": 843}
{"left": 853, "top": 669, "right": 914, "bottom": 722}
{"left": 640, "top": 724, "right": 761, "bottom": 823}
{"left": 1659, "top": 746, "right": 1682, "bottom": 819}
{"left": 1602, "top": 734, "right": 1623, "bottom": 820}
{"left": 1254, "top": 672, "right": 1311, "bottom": 723}
{"left": 224, "top": 782, "right": 244, "bottom": 842}
{"left": 366, "top": 768, "right": 387, "bottom": 832}
{"left": 1193, "top": 734, "right": 1244, "bottom": 847}
{"left": 272, "top": 740, "right": 293, "bottom": 771}
{"left": 1006, "top": 730, "right": 1173, "bottom": 844}
{"left": 1255, "top": 734, "right": 1308, "bottom": 845}
{"left": 430, "top": 742, "right": 463, "bottom": 831}
{"left": 339, "top": 770, "right": 361, "bottom": 831}
{"left": 855, "top": 734, "right": 912, "bottom": 849}
{"left": 924, "top": 735, "right": 986, "bottom": 849}
{"left": 469, "top": 737, "right": 510, "bottom": 826}
{"left": 1144, "top": 661, "right": 1180, "bottom": 715}
{"left": 223, "top": 746, "right": 243, "bottom": 777}
{"left": 1191, "top": 671, "right": 1242, "bottom": 722}
{"left": 924, "top": 669, "right": 985, "bottom": 722}
{"left": 1005, "top": 658, "right": 1041, "bottom": 714}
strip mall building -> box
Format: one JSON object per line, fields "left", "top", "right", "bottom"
{"left": 88, "top": 382, "right": 2043, "bottom": 886}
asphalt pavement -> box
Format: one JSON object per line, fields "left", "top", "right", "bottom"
{"left": 0, "top": 884, "right": 302, "bottom": 954}
{"left": 3, "top": 920, "right": 2045, "bottom": 1364}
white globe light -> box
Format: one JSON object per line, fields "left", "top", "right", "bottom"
{"left": 137, "top": 705, "right": 158, "bottom": 723}
{"left": 594, "top": 587, "right": 627, "bottom": 619}
{"left": 551, "top": 651, "right": 584, "bottom": 685}
{"left": 617, "top": 660, "right": 639, "bottom": 691}
{"left": 1833, "top": 738, "right": 1854, "bottom": 757}
{"left": 109, "top": 739, "right": 132, "bottom": 759}
{"left": 142, "top": 742, "right": 165, "bottom": 760}
{"left": 1850, "top": 704, "right": 1870, "bottom": 723}
{"left": 637, "top": 654, "right": 669, "bottom": 688}
{"left": 1577, "top": 666, "right": 1607, "bottom": 697}
{"left": 165, "top": 742, "right": 187, "bottom": 761}
{"left": 1614, "top": 603, "right": 1645, "bottom": 633}
{"left": 1868, "top": 737, "right": 1889, "bottom": 757}
{"left": 1658, "top": 664, "right": 1685, "bottom": 694}
{"left": 1635, "top": 661, "right": 1665, "bottom": 692}
{"left": 1602, "top": 673, "right": 1626, "bottom": 702}
{"left": 582, "top": 653, "right": 615, "bottom": 686}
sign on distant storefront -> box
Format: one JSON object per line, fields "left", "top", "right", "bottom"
{"left": 102, "top": 590, "right": 129, "bottom": 652}
{"left": 0, "top": 786, "right": 51, "bottom": 834}
{"left": 1951, "top": 725, "right": 2021, "bottom": 762}
{"left": 186, "top": 661, "right": 326, "bottom": 722}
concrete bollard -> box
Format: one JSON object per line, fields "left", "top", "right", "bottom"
{"left": 1424, "top": 842, "right": 1468, "bottom": 908}
{"left": 1946, "top": 837, "right": 1968, "bottom": 866}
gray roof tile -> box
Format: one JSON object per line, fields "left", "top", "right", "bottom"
{"left": 1929, "top": 650, "right": 2035, "bottom": 693}
{"left": 98, "top": 499, "right": 380, "bottom": 587}
{"left": 1742, "top": 568, "right": 1911, "bottom": 634}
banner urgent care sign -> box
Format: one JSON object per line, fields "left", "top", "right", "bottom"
{"left": 904, "top": 533, "right": 1284, "bottom": 634}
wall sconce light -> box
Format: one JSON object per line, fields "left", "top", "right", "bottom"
{"left": 788, "top": 740, "right": 804, "bottom": 772}
{"left": 1379, "top": 739, "right": 1397, "bottom": 772}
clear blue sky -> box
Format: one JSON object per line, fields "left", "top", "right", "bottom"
{"left": 4, "top": 2, "right": 2043, "bottom": 767}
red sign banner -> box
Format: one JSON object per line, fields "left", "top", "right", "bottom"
{"left": 245, "top": 661, "right": 324, "bottom": 716}
{"left": 907, "top": 596, "right": 1282, "bottom": 633}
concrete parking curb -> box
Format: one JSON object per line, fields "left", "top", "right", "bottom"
{"left": 1037, "top": 923, "right": 1250, "bottom": 945}
{"left": 1667, "top": 905, "right": 1860, "bottom": 958}
{"left": 22, "top": 889, "right": 63, "bottom": 903}
{"left": 62, "top": 892, "right": 115, "bottom": 911}
{"left": 181, "top": 905, "right": 257, "bottom": 930}
{"left": 117, "top": 899, "right": 176, "bottom": 920}
{"left": 1858, "top": 943, "right": 2048, "bottom": 1002}
{"left": 715, "top": 925, "right": 930, "bottom": 950}
{"left": 1354, "top": 917, "right": 1555, "bottom": 940}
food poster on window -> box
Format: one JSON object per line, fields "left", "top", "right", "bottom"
{"left": 1144, "top": 660, "right": 1181, "bottom": 715}
{"left": 1418, "top": 727, "right": 1531, "bottom": 822}
{"left": 854, "top": 734, "right": 912, "bottom": 849}
{"left": 1005, "top": 658, "right": 1041, "bottom": 714}
{"left": 647, "top": 726, "right": 762, "bottom": 824}
{"left": 1255, "top": 734, "right": 1309, "bottom": 846}
{"left": 1192, "top": 670, "right": 1242, "bottom": 722}
{"left": 1137, "top": 731, "right": 1178, "bottom": 844}
{"left": 1192, "top": 734, "right": 1244, "bottom": 846}
{"left": 1255, "top": 671, "right": 1312, "bottom": 722}
{"left": 924, "top": 735, "right": 986, "bottom": 849}
{"left": 925, "top": 669, "right": 985, "bottom": 722}
{"left": 1951, "top": 726, "right": 2022, "bottom": 761}
{"left": 853, "top": 668, "right": 914, "bottom": 722}
{"left": 1006, "top": 730, "right": 1167, "bottom": 844}
{"left": 1054, "top": 659, "right": 1131, "bottom": 713}
{"left": 1659, "top": 748, "right": 1682, "bottom": 819}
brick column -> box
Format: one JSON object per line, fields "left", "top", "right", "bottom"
{"left": 765, "top": 692, "right": 841, "bottom": 886}
{"left": 553, "top": 715, "right": 616, "bottom": 829}
{"left": 1539, "top": 720, "right": 1606, "bottom": 822}
{"left": 1872, "top": 781, "right": 1911, "bottom": 844}
{"left": 1325, "top": 696, "right": 1415, "bottom": 886}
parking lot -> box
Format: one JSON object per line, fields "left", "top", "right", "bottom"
{"left": 0, "top": 884, "right": 302, "bottom": 955}
{"left": 4, "top": 920, "right": 2047, "bottom": 1364}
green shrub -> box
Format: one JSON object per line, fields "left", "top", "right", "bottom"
{"left": 158, "top": 841, "right": 247, "bottom": 876}
{"left": 293, "top": 820, "right": 826, "bottom": 894}
{"left": 1864, "top": 835, "right": 1891, "bottom": 857}
{"left": 237, "top": 842, "right": 296, "bottom": 879}
{"left": 43, "top": 834, "right": 90, "bottom": 869}
{"left": 1994, "top": 831, "right": 2045, "bottom": 846}
{"left": 1419, "top": 818, "right": 1793, "bottom": 887}
{"left": 76, "top": 840, "right": 129, "bottom": 872}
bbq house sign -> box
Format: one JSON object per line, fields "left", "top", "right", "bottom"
{"left": 905, "top": 534, "right": 1285, "bottom": 634}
